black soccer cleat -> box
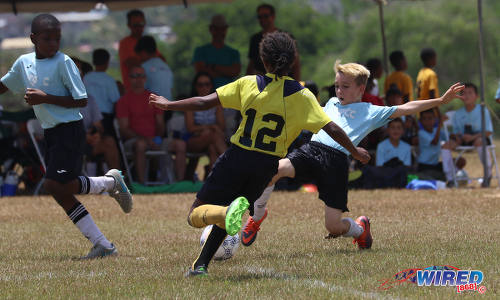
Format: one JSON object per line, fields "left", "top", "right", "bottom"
{"left": 185, "top": 265, "right": 208, "bottom": 277}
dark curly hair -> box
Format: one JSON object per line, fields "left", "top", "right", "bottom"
{"left": 259, "top": 31, "right": 297, "bottom": 77}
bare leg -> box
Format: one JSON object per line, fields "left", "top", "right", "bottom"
{"left": 134, "top": 138, "right": 148, "bottom": 184}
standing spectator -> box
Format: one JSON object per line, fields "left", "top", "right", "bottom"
{"left": 417, "top": 109, "right": 448, "bottom": 180}
{"left": 192, "top": 14, "right": 241, "bottom": 89}
{"left": 384, "top": 50, "right": 414, "bottom": 102}
{"left": 416, "top": 48, "right": 439, "bottom": 100}
{"left": 192, "top": 14, "right": 241, "bottom": 140}
{"left": 116, "top": 66, "right": 186, "bottom": 184}
{"left": 135, "top": 35, "right": 173, "bottom": 100}
{"left": 365, "top": 58, "right": 383, "bottom": 96}
{"left": 118, "top": 10, "right": 165, "bottom": 92}
{"left": 83, "top": 49, "right": 121, "bottom": 136}
{"left": 246, "top": 3, "right": 301, "bottom": 80}
{"left": 495, "top": 80, "right": 500, "bottom": 104}
{"left": 185, "top": 72, "right": 227, "bottom": 172}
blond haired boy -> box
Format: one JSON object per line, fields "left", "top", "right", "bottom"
{"left": 241, "top": 61, "right": 464, "bottom": 249}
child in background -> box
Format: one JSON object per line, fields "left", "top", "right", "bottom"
{"left": 417, "top": 109, "right": 449, "bottom": 180}
{"left": 384, "top": 50, "right": 413, "bottom": 103}
{"left": 386, "top": 87, "right": 418, "bottom": 145}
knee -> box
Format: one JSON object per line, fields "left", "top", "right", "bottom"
{"left": 43, "top": 179, "right": 61, "bottom": 195}
{"left": 473, "top": 138, "right": 483, "bottom": 147}
{"left": 174, "top": 140, "right": 187, "bottom": 153}
{"left": 135, "top": 139, "right": 148, "bottom": 153}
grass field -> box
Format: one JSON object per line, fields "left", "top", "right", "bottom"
{"left": 1, "top": 187, "right": 499, "bottom": 299}
{"left": 1, "top": 144, "right": 499, "bottom": 299}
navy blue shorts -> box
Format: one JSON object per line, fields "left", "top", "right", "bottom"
{"left": 288, "top": 141, "right": 349, "bottom": 212}
{"left": 197, "top": 144, "right": 279, "bottom": 215}
{"left": 44, "top": 120, "right": 85, "bottom": 184}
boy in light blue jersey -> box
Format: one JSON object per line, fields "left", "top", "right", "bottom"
{"left": 417, "top": 109, "right": 448, "bottom": 175}
{"left": 135, "top": 35, "right": 173, "bottom": 100}
{"left": 376, "top": 118, "right": 411, "bottom": 167}
{"left": 0, "top": 14, "right": 132, "bottom": 259}
{"left": 83, "top": 48, "right": 121, "bottom": 135}
{"left": 241, "top": 61, "right": 464, "bottom": 249}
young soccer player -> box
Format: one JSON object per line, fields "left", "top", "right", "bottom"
{"left": 241, "top": 61, "right": 464, "bottom": 249}
{"left": 149, "top": 32, "right": 370, "bottom": 276}
{"left": 0, "top": 14, "right": 133, "bottom": 259}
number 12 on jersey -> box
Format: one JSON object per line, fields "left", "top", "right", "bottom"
{"left": 239, "top": 108, "right": 285, "bottom": 152}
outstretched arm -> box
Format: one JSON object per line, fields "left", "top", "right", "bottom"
{"left": 322, "top": 121, "right": 370, "bottom": 164}
{"left": 149, "top": 92, "right": 221, "bottom": 112}
{"left": 390, "top": 82, "right": 464, "bottom": 118}
{"left": 24, "top": 88, "right": 87, "bottom": 108}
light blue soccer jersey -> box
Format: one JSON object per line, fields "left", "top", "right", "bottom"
{"left": 311, "top": 98, "right": 397, "bottom": 155}
{"left": 417, "top": 127, "right": 447, "bottom": 165}
{"left": 83, "top": 71, "right": 120, "bottom": 114}
{"left": 1, "top": 52, "right": 86, "bottom": 129}
{"left": 495, "top": 82, "right": 500, "bottom": 99}
{"left": 142, "top": 57, "right": 173, "bottom": 100}
{"left": 452, "top": 105, "right": 493, "bottom": 135}
{"left": 376, "top": 138, "right": 411, "bottom": 166}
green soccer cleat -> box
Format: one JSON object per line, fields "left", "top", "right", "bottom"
{"left": 185, "top": 265, "right": 208, "bottom": 277}
{"left": 225, "top": 196, "right": 249, "bottom": 236}
{"left": 105, "top": 169, "right": 133, "bottom": 213}
{"left": 81, "top": 243, "right": 118, "bottom": 260}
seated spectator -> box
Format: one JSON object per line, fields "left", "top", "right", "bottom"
{"left": 384, "top": 50, "right": 413, "bottom": 103}
{"left": 362, "top": 78, "right": 384, "bottom": 106}
{"left": 359, "top": 118, "right": 411, "bottom": 189}
{"left": 386, "top": 87, "right": 418, "bottom": 145}
{"left": 448, "top": 82, "right": 493, "bottom": 183}
{"left": 116, "top": 65, "right": 186, "bottom": 184}
{"left": 185, "top": 72, "right": 227, "bottom": 171}
{"left": 80, "top": 96, "right": 121, "bottom": 173}
{"left": 417, "top": 109, "right": 448, "bottom": 180}
{"left": 83, "top": 49, "right": 121, "bottom": 136}
{"left": 135, "top": 35, "right": 173, "bottom": 101}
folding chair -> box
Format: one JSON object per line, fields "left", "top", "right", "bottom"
{"left": 443, "top": 111, "right": 500, "bottom": 187}
{"left": 26, "top": 119, "right": 46, "bottom": 195}
{"left": 113, "top": 119, "right": 175, "bottom": 185}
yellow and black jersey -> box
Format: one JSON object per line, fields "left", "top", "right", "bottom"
{"left": 416, "top": 67, "right": 439, "bottom": 100}
{"left": 216, "top": 73, "right": 331, "bottom": 157}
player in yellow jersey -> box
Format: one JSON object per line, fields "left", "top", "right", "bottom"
{"left": 149, "top": 32, "right": 370, "bottom": 277}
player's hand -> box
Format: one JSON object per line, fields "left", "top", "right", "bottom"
{"left": 24, "top": 88, "right": 47, "bottom": 105}
{"left": 148, "top": 93, "right": 170, "bottom": 110}
{"left": 441, "top": 82, "right": 465, "bottom": 104}
{"left": 353, "top": 147, "right": 370, "bottom": 164}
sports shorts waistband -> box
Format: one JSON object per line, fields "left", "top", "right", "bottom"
{"left": 309, "top": 141, "right": 347, "bottom": 158}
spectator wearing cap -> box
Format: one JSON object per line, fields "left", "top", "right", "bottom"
{"left": 192, "top": 14, "right": 241, "bottom": 140}
{"left": 246, "top": 3, "right": 301, "bottom": 80}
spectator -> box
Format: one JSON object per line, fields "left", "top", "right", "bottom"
{"left": 246, "top": 3, "right": 301, "bottom": 80}
{"left": 362, "top": 78, "right": 384, "bottom": 106}
{"left": 359, "top": 118, "right": 411, "bottom": 189}
{"left": 384, "top": 50, "right": 414, "bottom": 102}
{"left": 376, "top": 118, "right": 411, "bottom": 167}
{"left": 365, "top": 58, "right": 383, "bottom": 96}
{"left": 185, "top": 72, "right": 227, "bottom": 172}
{"left": 417, "top": 109, "right": 447, "bottom": 180}
{"left": 192, "top": 14, "right": 241, "bottom": 89}
{"left": 118, "top": 10, "right": 164, "bottom": 91}
{"left": 192, "top": 14, "right": 241, "bottom": 140}
{"left": 449, "top": 83, "right": 494, "bottom": 183}
{"left": 135, "top": 35, "right": 173, "bottom": 100}
{"left": 386, "top": 87, "right": 418, "bottom": 145}
{"left": 83, "top": 49, "right": 121, "bottom": 136}
{"left": 416, "top": 48, "right": 439, "bottom": 100}
{"left": 116, "top": 66, "right": 186, "bottom": 184}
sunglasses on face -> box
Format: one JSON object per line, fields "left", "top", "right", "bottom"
{"left": 257, "top": 14, "right": 271, "bottom": 20}
{"left": 131, "top": 23, "right": 145, "bottom": 28}
{"left": 129, "top": 73, "right": 146, "bottom": 79}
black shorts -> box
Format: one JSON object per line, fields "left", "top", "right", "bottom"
{"left": 288, "top": 141, "right": 349, "bottom": 212}
{"left": 44, "top": 120, "right": 85, "bottom": 184}
{"left": 197, "top": 144, "right": 279, "bottom": 215}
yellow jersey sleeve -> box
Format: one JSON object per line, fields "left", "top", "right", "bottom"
{"left": 292, "top": 88, "right": 331, "bottom": 133}
{"left": 216, "top": 78, "right": 242, "bottom": 110}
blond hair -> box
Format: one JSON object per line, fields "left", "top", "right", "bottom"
{"left": 334, "top": 60, "right": 370, "bottom": 86}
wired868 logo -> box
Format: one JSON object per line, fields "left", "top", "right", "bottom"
{"left": 378, "top": 265, "right": 486, "bottom": 294}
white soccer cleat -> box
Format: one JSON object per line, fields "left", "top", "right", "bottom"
{"left": 105, "top": 169, "right": 133, "bottom": 213}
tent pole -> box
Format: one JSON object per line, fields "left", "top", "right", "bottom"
{"left": 378, "top": 0, "right": 388, "bottom": 73}
{"left": 477, "top": 0, "right": 489, "bottom": 187}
